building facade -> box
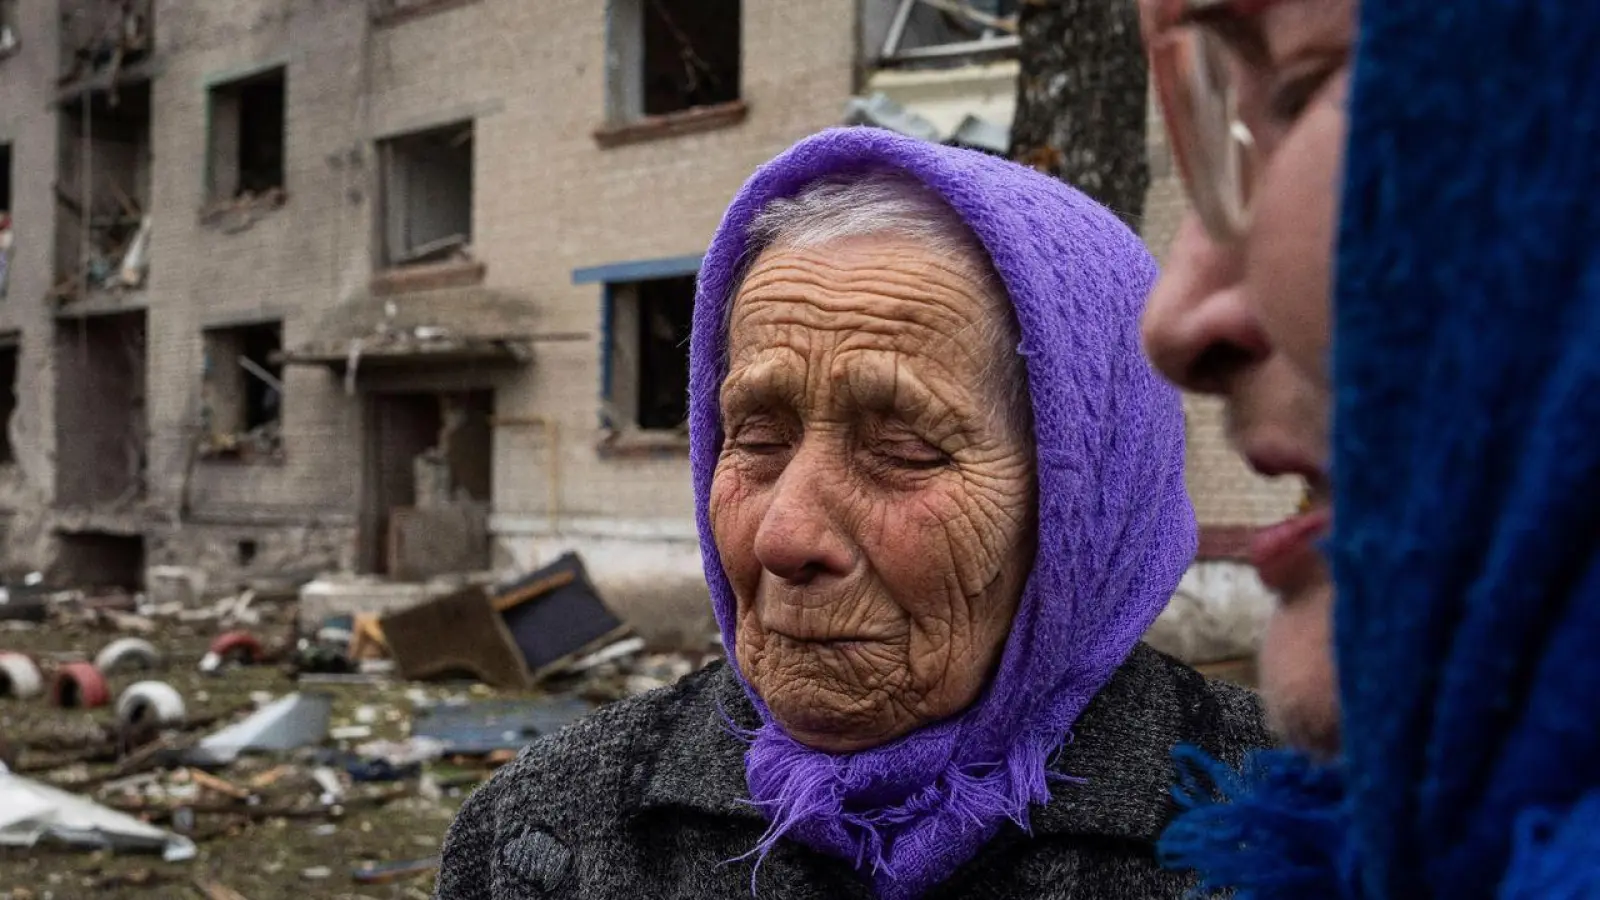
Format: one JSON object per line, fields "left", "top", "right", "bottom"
{"left": 0, "top": 0, "right": 1292, "bottom": 648}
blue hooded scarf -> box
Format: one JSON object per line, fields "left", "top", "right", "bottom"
{"left": 1158, "top": 4, "right": 1600, "bottom": 898}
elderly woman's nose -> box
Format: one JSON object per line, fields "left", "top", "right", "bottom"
{"left": 751, "top": 455, "right": 856, "bottom": 584}
{"left": 1141, "top": 215, "right": 1271, "bottom": 394}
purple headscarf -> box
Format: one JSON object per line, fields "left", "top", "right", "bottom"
{"left": 688, "top": 128, "right": 1194, "bottom": 898}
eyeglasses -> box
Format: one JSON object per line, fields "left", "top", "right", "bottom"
{"left": 1140, "top": 0, "right": 1287, "bottom": 242}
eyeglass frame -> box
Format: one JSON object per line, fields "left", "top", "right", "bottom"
{"left": 1139, "top": 0, "right": 1289, "bottom": 242}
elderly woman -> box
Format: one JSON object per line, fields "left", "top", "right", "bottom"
{"left": 435, "top": 129, "right": 1269, "bottom": 900}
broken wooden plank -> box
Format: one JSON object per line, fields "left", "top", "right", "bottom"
{"left": 193, "top": 876, "right": 250, "bottom": 900}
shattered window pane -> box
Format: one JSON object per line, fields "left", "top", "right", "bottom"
{"left": 868, "top": 0, "right": 1020, "bottom": 65}
{"left": 608, "top": 0, "right": 741, "bottom": 121}
{"left": 642, "top": 0, "right": 740, "bottom": 116}
{"left": 380, "top": 123, "right": 474, "bottom": 268}
{"left": 607, "top": 275, "right": 695, "bottom": 432}
{"left": 201, "top": 322, "right": 284, "bottom": 463}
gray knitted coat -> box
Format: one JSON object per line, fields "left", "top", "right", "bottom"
{"left": 435, "top": 643, "right": 1270, "bottom": 899}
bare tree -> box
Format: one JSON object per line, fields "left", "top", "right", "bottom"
{"left": 1009, "top": 0, "right": 1149, "bottom": 230}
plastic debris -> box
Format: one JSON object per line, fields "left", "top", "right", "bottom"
{"left": 0, "top": 763, "right": 196, "bottom": 861}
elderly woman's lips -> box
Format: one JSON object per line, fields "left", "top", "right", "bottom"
{"left": 1251, "top": 507, "right": 1332, "bottom": 597}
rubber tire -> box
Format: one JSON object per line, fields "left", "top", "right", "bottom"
{"left": 95, "top": 637, "right": 164, "bottom": 674}
{"left": 51, "top": 662, "right": 111, "bottom": 709}
{"left": 115, "top": 680, "right": 187, "bottom": 728}
{"left": 207, "top": 631, "right": 264, "bottom": 665}
{"left": 0, "top": 652, "right": 43, "bottom": 699}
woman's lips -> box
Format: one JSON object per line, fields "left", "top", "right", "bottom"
{"left": 1251, "top": 506, "right": 1332, "bottom": 597}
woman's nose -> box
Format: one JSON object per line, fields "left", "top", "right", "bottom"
{"left": 1140, "top": 215, "right": 1271, "bottom": 394}
{"left": 751, "top": 451, "right": 856, "bottom": 584}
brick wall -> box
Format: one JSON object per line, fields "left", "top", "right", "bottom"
{"left": 0, "top": 0, "right": 1291, "bottom": 591}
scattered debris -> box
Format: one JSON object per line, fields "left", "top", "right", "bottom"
{"left": 115, "top": 680, "right": 187, "bottom": 728}
{"left": 353, "top": 855, "right": 441, "bottom": 885}
{"left": 354, "top": 737, "right": 446, "bottom": 769}
{"left": 51, "top": 661, "right": 111, "bottom": 709}
{"left": 410, "top": 697, "right": 591, "bottom": 757}
{"left": 566, "top": 635, "right": 647, "bottom": 674}
{"left": 0, "top": 651, "right": 43, "bottom": 699}
{"left": 0, "top": 763, "right": 196, "bottom": 861}
{"left": 496, "top": 553, "right": 629, "bottom": 679}
{"left": 381, "top": 586, "right": 533, "bottom": 689}
{"left": 193, "top": 876, "right": 250, "bottom": 900}
{"left": 185, "top": 693, "right": 333, "bottom": 766}
{"left": 95, "top": 636, "right": 164, "bottom": 674}
{"left": 0, "top": 583, "right": 48, "bottom": 622}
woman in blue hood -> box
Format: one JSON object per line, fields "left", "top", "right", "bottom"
{"left": 1140, "top": 0, "right": 1600, "bottom": 897}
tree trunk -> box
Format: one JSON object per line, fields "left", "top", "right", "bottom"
{"left": 1009, "top": 0, "right": 1149, "bottom": 231}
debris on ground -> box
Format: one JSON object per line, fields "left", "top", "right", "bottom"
{"left": 186, "top": 693, "right": 333, "bottom": 766}
{"left": 0, "top": 763, "right": 196, "bottom": 861}
{"left": 0, "top": 551, "right": 720, "bottom": 897}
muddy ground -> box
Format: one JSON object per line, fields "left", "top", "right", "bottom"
{"left": 0, "top": 602, "right": 619, "bottom": 900}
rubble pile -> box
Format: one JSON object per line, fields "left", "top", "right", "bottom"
{"left": 0, "top": 553, "right": 720, "bottom": 897}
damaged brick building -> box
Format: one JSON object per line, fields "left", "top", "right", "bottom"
{"left": 0, "top": 1, "right": 1294, "bottom": 646}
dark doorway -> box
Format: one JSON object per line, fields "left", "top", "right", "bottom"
{"left": 361, "top": 393, "right": 442, "bottom": 575}
{"left": 54, "top": 532, "right": 144, "bottom": 590}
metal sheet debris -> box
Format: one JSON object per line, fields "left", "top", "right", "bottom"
{"left": 0, "top": 763, "right": 196, "bottom": 861}
{"left": 185, "top": 692, "right": 333, "bottom": 766}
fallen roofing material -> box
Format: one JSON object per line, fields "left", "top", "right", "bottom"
{"left": 0, "top": 763, "right": 196, "bottom": 861}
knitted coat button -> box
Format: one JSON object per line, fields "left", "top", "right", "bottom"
{"left": 496, "top": 827, "right": 572, "bottom": 894}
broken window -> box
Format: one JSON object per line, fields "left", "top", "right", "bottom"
{"left": 201, "top": 322, "right": 284, "bottom": 462}
{"left": 207, "top": 67, "right": 286, "bottom": 203}
{"left": 379, "top": 122, "right": 473, "bottom": 268}
{"left": 607, "top": 0, "right": 741, "bottom": 121}
{"left": 868, "top": 0, "right": 1019, "bottom": 65}
{"left": 54, "top": 83, "right": 153, "bottom": 300}
{"left": 0, "top": 337, "right": 16, "bottom": 464}
{"left": 606, "top": 275, "right": 694, "bottom": 432}
{"left": 59, "top": 0, "right": 153, "bottom": 84}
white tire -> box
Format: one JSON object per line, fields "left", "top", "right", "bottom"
{"left": 115, "top": 680, "right": 187, "bottom": 728}
{"left": 0, "top": 652, "right": 42, "bottom": 699}
{"left": 95, "top": 637, "right": 164, "bottom": 674}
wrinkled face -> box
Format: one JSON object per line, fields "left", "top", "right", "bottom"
{"left": 709, "top": 235, "right": 1036, "bottom": 753}
{"left": 1141, "top": 1, "right": 1355, "bottom": 756}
